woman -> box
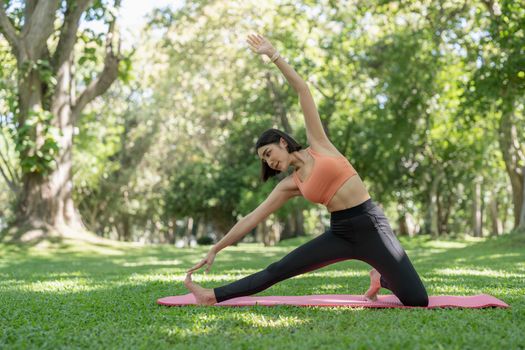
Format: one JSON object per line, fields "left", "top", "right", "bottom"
{"left": 184, "top": 34, "right": 429, "bottom": 307}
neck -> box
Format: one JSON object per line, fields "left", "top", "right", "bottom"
{"left": 290, "top": 148, "right": 308, "bottom": 171}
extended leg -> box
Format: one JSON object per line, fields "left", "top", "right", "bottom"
{"left": 213, "top": 229, "right": 353, "bottom": 303}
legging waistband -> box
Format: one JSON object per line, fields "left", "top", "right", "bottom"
{"left": 330, "top": 198, "right": 376, "bottom": 221}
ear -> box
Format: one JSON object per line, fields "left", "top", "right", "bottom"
{"left": 279, "top": 137, "right": 288, "bottom": 148}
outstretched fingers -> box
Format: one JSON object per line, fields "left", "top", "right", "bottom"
{"left": 246, "top": 38, "right": 258, "bottom": 51}
{"left": 248, "top": 33, "right": 261, "bottom": 44}
{"left": 247, "top": 33, "right": 265, "bottom": 49}
{"left": 186, "top": 260, "right": 205, "bottom": 273}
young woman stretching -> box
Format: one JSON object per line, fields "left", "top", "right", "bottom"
{"left": 184, "top": 34, "right": 429, "bottom": 307}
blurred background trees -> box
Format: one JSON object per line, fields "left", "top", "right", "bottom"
{"left": 1, "top": 0, "right": 523, "bottom": 245}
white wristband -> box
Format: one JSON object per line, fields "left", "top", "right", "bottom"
{"left": 270, "top": 51, "right": 280, "bottom": 63}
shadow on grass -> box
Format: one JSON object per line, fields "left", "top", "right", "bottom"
{"left": 1, "top": 232, "right": 524, "bottom": 293}
{"left": 0, "top": 270, "right": 519, "bottom": 349}
{"left": 0, "top": 233, "right": 523, "bottom": 348}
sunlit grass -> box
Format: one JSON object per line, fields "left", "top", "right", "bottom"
{"left": 0, "top": 232, "right": 523, "bottom": 349}
{"left": 434, "top": 267, "right": 525, "bottom": 278}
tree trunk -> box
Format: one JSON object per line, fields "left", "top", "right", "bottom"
{"left": 519, "top": 166, "right": 525, "bottom": 231}
{"left": 438, "top": 193, "right": 453, "bottom": 235}
{"left": 10, "top": 51, "right": 87, "bottom": 239}
{"left": 209, "top": 208, "right": 237, "bottom": 243}
{"left": 255, "top": 221, "right": 265, "bottom": 244}
{"left": 262, "top": 216, "right": 281, "bottom": 247}
{"left": 498, "top": 110, "right": 524, "bottom": 229}
{"left": 196, "top": 220, "right": 206, "bottom": 239}
{"left": 295, "top": 208, "right": 305, "bottom": 236}
{"left": 489, "top": 192, "right": 502, "bottom": 236}
{"left": 397, "top": 214, "right": 409, "bottom": 237}
{"left": 121, "top": 214, "right": 131, "bottom": 241}
{"left": 281, "top": 215, "right": 296, "bottom": 240}
{"left": 164, "top": 218, "right": 176, "bottom": 244}
{"left": 436, "top": 189, "right": 443, "bottom": 236}
{"left": 501, "top": 185, "right": 510, "bottom": 232}
{"left": 14, "top": 112, "right": 84, "bottom": 232}
{"left": 396, "top": 202, "right": 409, "bottom": 236}
{"left": 425, "top": 170, "right": 443, "bottom": 236}
{"left": 0, "top": 0, "right": 121, "bottom": 242}
{"left": 473, "top": 178, "right": 482, "bottom": 237}
{"left": 179, "top": 217, "right": 189, "bottom": 237}
{"left": 281, "top": 208, "right": 305, "bottom": 239}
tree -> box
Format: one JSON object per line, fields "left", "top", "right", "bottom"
{"left": 0, "top": 0, "right": 124, "bottom": 240}
{"left": 460, "top": 0, "right": 525, "bottom": 229}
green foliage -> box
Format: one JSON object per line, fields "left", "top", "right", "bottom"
{"left": 2, "top": 0, "right": 523, "bottom": 240}
{"left": 121, "top": 0, "right": 523, "bottom": 238}
{"left": 118, "top": 54, "right": 133, "bottom": 84}
{"left": 72, "top": 81, "right": 160, "bottom": 239}
{"left": 9, "top": 109, "right": 60, "bottom": 176}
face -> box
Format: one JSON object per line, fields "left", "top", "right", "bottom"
{"left": 257, "top": 138, "right": 288, "bottom": 171}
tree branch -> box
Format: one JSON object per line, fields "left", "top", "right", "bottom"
{"left": 0, "top": 161, "right": 19, "bottom": 194}
{"left": 0, "top": 133, "right": 20, "bottom": 193}
{"left": 72, "top": 53, "right": 120, "bottom": 120}
{"left": 481, "top": 0, "right": 495, "bottom": 18}
{"left": 0, "top": 4, "right": 21, "bottom": 57}
{"left": 72, "top": 0, "right": 122, "bottom": 120}
{"left": 53, "top": 0, "right": 93, "bottom": 71}
{"left": 21, "top": 0, "right": 61, "bottom": 57}
{"left": 0, "top": 118, "right": 21, "bottom": 183}
{"left": 24, "top": 0, "right": 38, "bottom": 21}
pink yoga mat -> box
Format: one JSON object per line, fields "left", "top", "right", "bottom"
{"left": 157, "top": 293, "right": 509, "bottom": 309}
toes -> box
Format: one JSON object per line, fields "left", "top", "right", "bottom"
{"left": 364, "top": 290, "right": 378, "bottom": 301}
{"left": 184, "top": 273, "right": 193, "bottom": 286}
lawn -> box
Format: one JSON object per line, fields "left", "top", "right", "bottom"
{"left": 0, "top": 232, "right": 523, "bottom": 349}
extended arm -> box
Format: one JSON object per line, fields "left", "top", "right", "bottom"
{"left": 211, "top": 179, "right": 296, "bottom": 253}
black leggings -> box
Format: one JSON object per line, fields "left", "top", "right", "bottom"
{"left": 213, "top": 199, "right": 429, "bottom": 307}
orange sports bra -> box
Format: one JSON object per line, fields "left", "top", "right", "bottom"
{"left": 292, "top": 147, "right": 357, "bottom": 206}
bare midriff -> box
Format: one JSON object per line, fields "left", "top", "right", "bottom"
{"left": 325, "top": 174, "right": 371, "bottom": 212}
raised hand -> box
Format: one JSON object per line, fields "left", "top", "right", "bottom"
{"left": 246, "top": 33, "right": 276, "bottom": 57}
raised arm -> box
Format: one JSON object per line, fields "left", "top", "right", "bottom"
{"left": 246, "top": 34, "right": 331, "bottom": 147}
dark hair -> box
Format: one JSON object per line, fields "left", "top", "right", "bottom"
{"left": 255, "top": 128, "right": 303, "bottom": 182}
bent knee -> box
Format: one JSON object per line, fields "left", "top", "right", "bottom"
{"left": 404, "top": 293, "right": 429, "bottom": 307}
{"left": 265, "top": 259, "right": 298, "bottom": 277}
{"left": 265, "top": 261, "right": 283, "bottom": 274}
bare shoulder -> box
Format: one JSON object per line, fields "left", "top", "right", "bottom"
{"left": 277, "top": 174, "right": 302, "bottom": 197}
{"left": 308, "top": 139, "right": 345, "bottom": 158}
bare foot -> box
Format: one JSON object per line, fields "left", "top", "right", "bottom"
{"left": 364, "top": 269, "right": 381, "bottom": 302}
{"left": 184, "top": 272, "right": 218, "bottom": 305}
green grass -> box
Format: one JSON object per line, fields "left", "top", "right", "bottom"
{"left": 0, "top": 232, "right": 524, "bottom": 349}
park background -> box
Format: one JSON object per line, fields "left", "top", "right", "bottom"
{"left": 0, "top": 1, "right": 523, "bottom": 349}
